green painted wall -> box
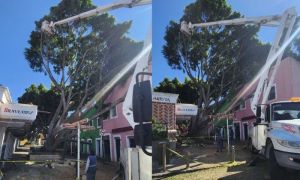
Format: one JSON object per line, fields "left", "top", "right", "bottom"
{"left": 80, "top": 122, "right": 100, "bottom": 153}
{"left": 80, "top": 107, "right": 101, "bottom": 154}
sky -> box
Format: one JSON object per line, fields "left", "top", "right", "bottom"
{"left": 0, "top": 0, "right": 151, "bottom": 102}
{"left": 1, "top": 0, "right": 300, "bottom": 101}
{"left": 153, "top": 0, "right": 300, "bottom": 87}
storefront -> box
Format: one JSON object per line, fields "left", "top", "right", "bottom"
{"left": 152, "top": 92, "right": 178, "bottom": 140}
{"left": 152, "top": 92, "right": 198, "bottom": 139}
{"left": 175, "top": 103, "right": 198, "bottom": 136}
{"left": 0, "top": 86, "right": 38, "bottom": 160}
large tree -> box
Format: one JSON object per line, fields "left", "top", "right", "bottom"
{"left": 163, "top": 0, "right": 271, "bottom": 133}
{"left": 25, "top": 0, "right": 143, "bottom": 150}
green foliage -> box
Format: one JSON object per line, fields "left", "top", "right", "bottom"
{"left": 154, "top": 77, "right": 198, "bottom": 104}
{"left": 152, "top": 119, "right": 167, "bottom": 141}
{"left": 24, "top": 0, "right": 143, "bottom": 111}
{"left": 18, "top": 84, "right": 60, "bottom": 139}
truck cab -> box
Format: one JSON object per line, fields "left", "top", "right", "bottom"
{"left": 251, "top": 97, "right": 300, "bottom": 171}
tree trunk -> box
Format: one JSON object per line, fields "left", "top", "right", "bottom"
{"left": 45, "top": 99, "right": 63, "bottom": 151}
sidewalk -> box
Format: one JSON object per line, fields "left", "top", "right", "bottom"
{"left": 2, "top": 159, "right": 118, "bottom": 180}
{"left": 153, "top": 143, "right": 250, "bottom": 179}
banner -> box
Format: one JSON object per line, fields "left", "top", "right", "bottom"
{"left": 152, "top": 92, "right": 178, "bottom": 104}
{"left": 175, "top": 104, "right": 198, "bottom": 116}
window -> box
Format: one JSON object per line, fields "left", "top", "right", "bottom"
{"left": 80, "top": 139, "right": 84, "bottom": 153}
{"left": 89, "top": 120, "right": 93, "bottom": 126}
{"left": 240, "top": 100, "right": 246, "bottom": 110}
{"left": 272, "top": 102, "right": 300, "bottom": 121}
{"left": 268, "top": 86, "right": 276, "bottom": 100}
{"left": 128, "top": 136, "right": 136, "bottom": 148}
{"left": 110, "top": 106, "right": 117, "bottom": 118}
{"left": 97, "top": 118, "right": 101, "bottom": 127}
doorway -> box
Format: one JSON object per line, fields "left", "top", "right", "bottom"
{"left": 243, "top": 123, "right": 249, "bottom": 140}
{"left": 87, "top": 139, "right": 92, "bottom": 154}
{"left": 234, "top": 123, "right": 240, "bottom": 141}
{"left": 96, "top": 139, "right": 102, "bottom": 157}
{"left": 103, "top": 136, "right": 111, "bottom": 161}
{"left": 114, "top": 137, "right": 121, "bottom": 161}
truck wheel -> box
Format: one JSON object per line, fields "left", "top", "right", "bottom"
{"left": 250, "top": 145, "right": 257, "bottom": 154}
{"left": 118, "top": 164, "right": 125, "bottom": 180}
{"left": 248, "top": 138, "right": 257, "bottom": 154}
{"left": 268, "top": 143, "right": 285, "bottom": 180}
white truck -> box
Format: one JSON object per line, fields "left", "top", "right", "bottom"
{"left": 181, "top": 6, "right": 300, "bottom": 179}
{"left": 251, "top": 99, "right": 300, "bottom": 173}
{"left": 41, "top": 1, "right": 152, "bottom": 179}
{"left": 246, "top": 8, "right": 300, "bottom": 178}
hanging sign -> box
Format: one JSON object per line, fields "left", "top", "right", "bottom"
{"left": 152, "top": 92, "right": 178, "bottom": 104}
{"left": 175, "top": 104, "right": 198, "bottom": 116}
{"left": 0, "top": 103, "right": 37, "bottom": 121}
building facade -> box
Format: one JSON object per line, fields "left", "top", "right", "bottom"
{"left": 152, "top": 92, "right": 198, "bottom": 139}
{"left": 0, "top": 86, "right": 37, "bottom": 160}
{"left": 152, "top": 92, "right": 178, "bottom": 140}
{"left": 101, "top": 75, "right": 135, "bottom": 162}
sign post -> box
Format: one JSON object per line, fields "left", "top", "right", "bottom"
{"left": 77, "top": 122, "right": 80, "bottom": 180}
{"left": 60, "top": 119, "right": 95, "bottom": 180}
{"left": 226, "top": 117, "right": 230, "bottom": 154}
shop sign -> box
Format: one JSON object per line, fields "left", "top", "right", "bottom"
{"left": 175, "top": 104, "right": 198, "bottom": 116}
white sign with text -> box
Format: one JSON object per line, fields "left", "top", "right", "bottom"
{"left": 176, "top": 104, "right": 198, "bottom": 116}
{"left": 0, "top": 103, "right": 38, "bottom": 121}
{"left": 152, "top": 92, "right": 179, "bottom": 104}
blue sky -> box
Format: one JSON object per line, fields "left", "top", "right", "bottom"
{"left": 1, "top": 0, "right": 299, "bottom": 101}
{"left": 0, "top": 0, "right": 151, "bottom": 102}
{"left": 153, "top": 0, "right": 300, "bottom": 87}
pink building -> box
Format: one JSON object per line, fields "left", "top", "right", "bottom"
{"left": 101, "top": 75, "right": 135, "bottom": 162}
{"left": 233, "top": 57, "right": 300, "bottom": 141}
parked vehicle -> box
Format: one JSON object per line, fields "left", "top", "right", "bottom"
{"left": 252, "top": 99, "right": 300, "bottom": 174}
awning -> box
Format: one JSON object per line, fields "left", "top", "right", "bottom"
{"left": 61, "top": 119, "right": 95, "bottom": 131}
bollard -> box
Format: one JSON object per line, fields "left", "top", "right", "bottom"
{"left": 186, "top": 152, "right": 190, "bottom": 169}
{"left": 162, "top": 143, "right": 167, "bottom": 172}
{"left": 231, "top": 145, "right": 236, "bottom": 162}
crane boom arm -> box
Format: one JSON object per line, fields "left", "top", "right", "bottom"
{"left": 191, "top": 15, "right": 280, "bottom": 27}
{"left": 181, "top": 14, "right": 282, "bottom": 35}
{"left": 42, "top": 0, "right": 151, "bottom": 34}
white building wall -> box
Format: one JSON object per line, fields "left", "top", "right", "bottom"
{"left": 0, "top": 127, "right": 6, "bottom": 157}
{"left": 4, "top": 132, "right": 15, "bottom": 160}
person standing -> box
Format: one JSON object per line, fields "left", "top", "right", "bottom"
{"left": 85, "top": 150, "right": 97, "bottom": 180}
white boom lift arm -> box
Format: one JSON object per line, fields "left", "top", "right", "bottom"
{"left": 41, "top": 0, "right": 151, "bottom": 34}
{"left": 181, "top": 7, "right": 298, "bottom": 117}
